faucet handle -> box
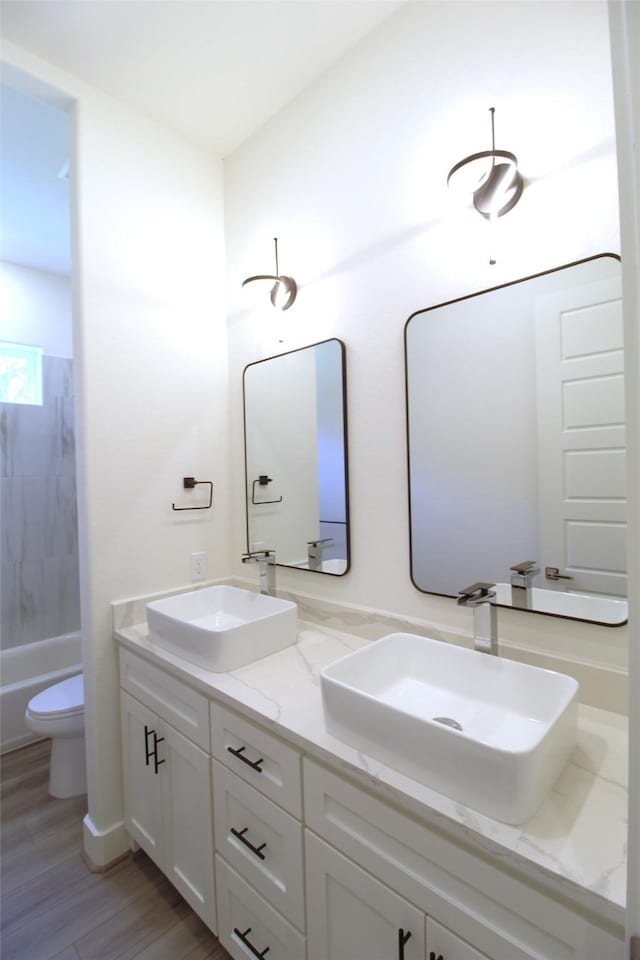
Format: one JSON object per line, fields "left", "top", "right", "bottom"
{"left": 510, "top": 560, "right": 537, "bottom": 574}
{"left": 457, "top": 582, "right": 496, "bottom": 605}
{"left": 307, "top": 538, "right": 333, "bottom": 547}
{"left": 242, "top": 549, "right": 274, "bottom": 563}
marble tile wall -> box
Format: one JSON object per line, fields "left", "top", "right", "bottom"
{"left": 1, "top": 356, "right": 80, "bottom": 650}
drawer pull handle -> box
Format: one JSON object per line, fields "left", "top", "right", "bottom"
{"left": 233, "top": 926, "right": 271, "bottom": 959}
{"left": 227, "top": 744, "right": 264, "bottom": 773}
{"left": 230, "top": 826, "right": 267, "bottom": 860}
{"left": 398, "top": 929, "right": 412, "bottom": 959}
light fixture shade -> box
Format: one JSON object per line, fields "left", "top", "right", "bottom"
{"left": 242, "top": 239, "right": 298, "bottom": 310}
{"left": 270, "top": 276, "right": 297, "bottom": 310}
{"left": 447, "top": 111, "right": 524, "bottom": 220}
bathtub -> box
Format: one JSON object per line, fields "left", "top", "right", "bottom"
{"left": 0, "top": 632, "right": 82, "bottom": 754}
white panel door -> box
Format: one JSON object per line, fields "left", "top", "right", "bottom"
{"left": 306, "top": 831, "right": 425, "bottom": 960}
{"left": 535, "top": 277, "right": 626, "bottom": 596}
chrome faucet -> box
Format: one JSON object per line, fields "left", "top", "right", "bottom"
{"left": 509, "top": 560, "right": 538, "bottom": 610}
{"left": 457, "top": 582, "right": 497, "bottom": 655}
{"left": 307, "top": 538, "right": 333, "bottom": 571}
{"left": 242, "top": 549, "right": 276, "bottom": 596}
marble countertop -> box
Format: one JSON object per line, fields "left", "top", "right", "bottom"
{"left": 115, "top": 617, "right": 628, "bottom": 927}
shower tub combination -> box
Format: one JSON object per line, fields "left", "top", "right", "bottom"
{"left": 0, "top": 632, "right": 82, "bottom": 754}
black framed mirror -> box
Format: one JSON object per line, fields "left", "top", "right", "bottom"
{"left": 243, "top": 338, "right": 350, "bottom": 575}
{"left": 405, "top": 254, "right": 627, "bottom": 625}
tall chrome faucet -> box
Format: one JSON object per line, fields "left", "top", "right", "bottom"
{"left": 509, "top": 559, "right": 538, "bottom": 610}
{"left": 457, "top": 582, "right": 497, "bottom": 655}
{"left": 242, "top": 549, "right": 276, "bottom": 596}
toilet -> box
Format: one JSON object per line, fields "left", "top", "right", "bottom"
{"left": 25, "top": 673, "right": 86, "bottom": 798}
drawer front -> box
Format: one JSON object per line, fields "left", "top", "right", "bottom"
{"left": 212, "top": 702, "right": 302, "bottom": 817}
{"left": 216, "top": 856, "right": 306, "bottom": 960}
{"left": 119, "top": 648, "right": 210, "bottom": 751}
{"left": 303, "top": 759, "right": 612, "bottom": 960}
{"left": 213, "top": 760, "right": 304, "bottom": 931}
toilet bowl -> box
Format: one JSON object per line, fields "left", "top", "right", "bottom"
{"left": 25, "top": 673, "right": 86, "bottom": 798}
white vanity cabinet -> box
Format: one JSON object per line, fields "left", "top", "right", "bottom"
{"left": 117, "top": 639, "right": 624, "bottom": 960}
{"left": 119, "top": 651, "right": 216, "bottom": 931}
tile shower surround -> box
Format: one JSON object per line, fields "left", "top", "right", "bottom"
{"left": 1, "top": 356, "right": 80, "bottom": 649}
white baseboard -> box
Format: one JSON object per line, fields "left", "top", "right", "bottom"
{"left": 82, "top": 813, "right": 131, "bottom": 870}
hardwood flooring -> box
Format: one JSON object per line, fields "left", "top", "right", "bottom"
{"left": 1, "top": 741, "right": 232, "bottom": 960}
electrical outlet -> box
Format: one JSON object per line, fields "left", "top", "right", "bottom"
{"left": 191, "top": 551, "right": 206, "bottom": 581}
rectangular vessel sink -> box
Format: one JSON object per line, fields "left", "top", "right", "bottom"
{"left": 321, "top": 633, "right": 578, "bottom": 824}
{"left": 146, "top": 585, "right": 297, "bottom": 672}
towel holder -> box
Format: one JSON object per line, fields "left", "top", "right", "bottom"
{"left": 172, "top": 477, "right": 213, "bottom": 511}
{"left": 251, "top": 475, "right": 283, "bottom": 505}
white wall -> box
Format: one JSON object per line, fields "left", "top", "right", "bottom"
{"left": 225, "top": 0, "right": 626, "bottom": 670}
{"left": 0, "top": 261, "right": 72, "bottom": 357}
{"left": 1, "top": 42, "right": 229, "bottom": 865}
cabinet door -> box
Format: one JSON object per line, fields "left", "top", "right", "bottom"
{"left": 120, "top": 691, "right": 164, "bottom": 865}
{"left": 306, "top": 831, "right": 425, "bottom": 960}
{"left": 427, "top": 917, "right": 490, "bottom": 960}
{"left": 160, "top": 720, "right": 216, "bottom": 932}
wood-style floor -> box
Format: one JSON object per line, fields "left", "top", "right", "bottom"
{"left": 1, "top": 740, "right": 232, "bottom": 960}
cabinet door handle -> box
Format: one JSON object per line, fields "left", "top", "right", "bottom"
{"left": 144, "top": 725, "right": 155, "bottom": 766}
{"left": 153, "top": 733, "right": 165, "bottom": 775}
{"left": 233, "top": 926, "right": 271, "bottom": 959}
{"left": 227, "top": 744, "right": 264, "bottom": 773}
{"left": 429, "top": 953, "right": 444, "bottom": 960}
{"left": 398, "top": 928, "right": 412, "bottom": 959}
{"left": 230, "top": 826, "right": 267, "bottom": 860}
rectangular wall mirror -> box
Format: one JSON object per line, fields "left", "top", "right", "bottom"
{"left": 405, "top": 254, "right": 627, "bottom": 626}
{"left": 243, "top": 338, "right": 350, "bottom": 575}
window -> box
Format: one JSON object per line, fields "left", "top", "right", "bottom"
{"left": 0, "top": 342, "right": 43, "bottom": 405}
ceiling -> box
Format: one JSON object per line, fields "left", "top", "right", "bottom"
{"left": 1, "top": 1, "right": 403, "bottom": 155}
{"left": 0, "top": 0, "right": 403, "bottom": 276}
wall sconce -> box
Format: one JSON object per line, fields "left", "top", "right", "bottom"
{"left": 242, "top": 238, "right": 297, "bottom": 310}
{"left": 447, "top": 107, "right": 524, "bottom": 220}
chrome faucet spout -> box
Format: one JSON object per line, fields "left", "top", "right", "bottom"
{"left": 510, "top": 560, "right": 538, "bottom": 610}
{"left": 242, "top": 549, "right": 276, "bottom": 596}
{"left": 457, "top": 582, "right": 498, "bottom": 655}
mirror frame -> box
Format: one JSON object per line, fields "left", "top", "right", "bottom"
{"left": 243, "top": 337, "right": 351, "bottom": 576}
{"left": 404, "top": 253, "right": 626, "bottom": 626}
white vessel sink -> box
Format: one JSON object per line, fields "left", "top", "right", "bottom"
{"left": 321, "top": 632, "right": 578, "bottom": 824}
{"left": 146, "top": 585, "right": 297, "bottom": 672}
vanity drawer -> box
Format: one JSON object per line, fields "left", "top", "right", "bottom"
{"left": 215, "top": 856, "right": 306, "bottom": 960}
{"left": 119, "top": 649, "right": 210, "bottom": 751}
{"left": 213, "top": 760, "right": 305, "bottom": 931}
{"left": 211, "top": 702, "right": 302, "bottom": 817}
{"left": 303, "top": 759, "right": 619, "bottom": 960}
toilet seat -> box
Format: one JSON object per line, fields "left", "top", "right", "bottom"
{"left": 27, "top": 674, "right": 84, "bottom": 720}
